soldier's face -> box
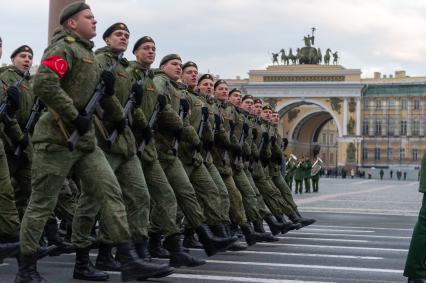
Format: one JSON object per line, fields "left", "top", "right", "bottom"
{"left": 271, "top": 113, "right": 279, "bottom": 124}
{"left": 12, "top": 51, "right": 33, "bottom": 72}
{"left": 261, "top": 109, "right": 272, "bottom": 121}
{"left": 197, "top": 79, "right": 213, "bottom": 96}
{"left": 181, "top": 66, "right": 198, "bottom": 88}
{"left": 229, "top": 91, "right": 241, "bottom": 107}
{"left": 161, "top": 59, "right": 182, "bottom": 81}
{"left": 241, "top": 98, "right": 253, "bottom": 112}
{"left": 70, "top": 9, "right": 97, "bottom": 39}
{"left": 253, "top": 103, "right": 262, "bottom": 115}
{"left": 135, "top": 42, "right": 156, "bottom": 65}
{"left": 214, "top": 83, "right": 228, "bottom": 102}
{"left": 106, "top": 30, "right": 129, "bottom": 52}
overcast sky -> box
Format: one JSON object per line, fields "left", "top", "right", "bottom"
{"left": 1, "top": 0, "right": 426, "bottom": 79}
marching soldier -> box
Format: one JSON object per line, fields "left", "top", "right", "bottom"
{"left": 127, "top": 37, "right": 205, "bottom": 267}
{"left": 15, "top": 3, "right": 173, "bottom": 282}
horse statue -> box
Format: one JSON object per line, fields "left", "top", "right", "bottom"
{"left": 280, "top": 49, "right": 289, "bottom": 65}
{"left": 332, "top": 51, "right": 339, "bottom": 65}
{"left": 317, "top": 48, "right": 322, "bottom": 64}
{"left": 324, "top": 48, "right": 331, "bottom": 65}
{"left": 298, "top": 46, "right": 318, "bottom": 64}
{"left": 272, "top": 52, "right": 279, "bottom": 65}
{"left": 288, "top": 48, "right": 297, "bottom": 64}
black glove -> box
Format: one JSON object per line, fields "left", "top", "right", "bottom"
{"left": 201, "top": 106, "right": 209, "bottom": 120}
{"left": 252, "top": 128, "right": 258, "bottom": 140}
{"left": 115, "top": 118, "right": 127, "bottom": 134}
{"left": 180, "top": 98, "right": 190, "bottom": 118}
{"left": 72, "top": 113, "right": 91, "bottom": 135}
{"left": 101, "top": 70, "right": 115, "bottom": 96}
{"left": 174, "top": 128, "right": 183, "bottom": 141}
{"left": 243, "top": 123, "right": 249, "bottom": 136}
{"left": 157, "top": 95, "right": 167, "bottom": 111}
{"left": 229, "top": 120, "right": 235, "bottom": 133}
{"left": 262, "top": 132, "right": 269, "bottom": 144}
{"left": 142, "top": 126, "right": 153, "bottom": 143}
{"left": 6, "top": 86, "right": 20, "bottom": 112}
{"left": 233, "top": 144, "right": 242, "bottom": 156}
{"left": 214, "top": 114, "right": 221, "bottom": 129}
{"left": 282, "top": 138, "right": 289, "bottom": 151}
{"left": 270, "top": 136, "right": 276, "bottom": 146}
{"left": 18, "top": 134, "right": 29, "bottom": 150}
{"left": 38, "top": 99, "right": 46, "bottom": 111}
{"left": 205, "top": 140, "right": 214, "bottom": 151}
{"left": 132, "top": 83, "right": 143, "bottom": 106}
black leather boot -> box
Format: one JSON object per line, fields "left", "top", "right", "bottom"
{"left": 274, "top": 214, "right": 302, "bottom": 232}
{"left": 73, "top": 247, "right": 109, "bottom": 281}
{"left": 15, "top": 253, "right": 45, "bottom": 283}
{"left": 224, "top": 225, "right": 247, "bottom": 251}
{"left": 252, "top": 220, "right": 279, "bottom": 242}
{"left": 195, "top": 224, "right": 238, "bottom": 256}
{"left": 116, "top": 241, "right": 174, "bottom": 282}
{"left": 288, "top": 211, "right": 316, "bottom": 227}
{"left": 264, "top": 214, "right": 290, "bottom": 235}
{"left": 95, "top": 243, "right": 120, "bottom": 271}
{"left": 148, "top": 233, "right": 170, "bottom": 258}
{"left": 0, "top": 241, "right": 20, "bottom": 260}
{"left": 240, "top": 223, "right": 263, "bottom": 246}
{"left": 163, "top": 234, "right": 206, "bottom": 268}
{"left": 182, "top": 228, "right": 203, "bottom": 249}
{"left": 44, "top": 221, "right": 74, "bottom": 256}
{"left": 408, "top": 278, "right": 426, "bottom": 283}
{"left": 134, "top": 238, "right": 152, "bottom": 262}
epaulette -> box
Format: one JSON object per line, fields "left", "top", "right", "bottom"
{"left": 64, "top": 36, "right": 76, "bottom": 43}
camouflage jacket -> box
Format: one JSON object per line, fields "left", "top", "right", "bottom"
{"left": 32, "top": 27, "right": 101, "bottom": 151}
{"left": 212, "top": 100, "right": 232, "bottom": 175}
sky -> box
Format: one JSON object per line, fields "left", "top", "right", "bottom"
{"left": 1, "top": 0, "right": 426, "bottom": 79}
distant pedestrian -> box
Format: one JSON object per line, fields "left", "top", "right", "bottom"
{"left": 390, "top": 170, "right": 393, "bottom": 179}
{"left": 368, "top": 170, "right": 372, "bottom": 179}
{"left": 350, "top": 168, "right": 355, "bottom": 179}
{"left": 397, "top": 170, "right": 402, "bottom": 180}
{"left": 404, "top": 171, "right": 407, "bottom": 180}
{"left": 380, "top": 169, "right": 384, "bottom": 180}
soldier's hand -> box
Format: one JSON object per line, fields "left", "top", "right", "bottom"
{"left": 142, "top": 126, "right": 153, "bottom": 143}
{"left": 252, "top": 128, "right": 258, "bottom": 139}
{"left": 180, "top": 98, "right": 190, "bottom": 116}
{"left": 262, "top": 132, "right": 269, "bottom": 143}
{"left": 115, "top": 118, "right": 128, "bottom": 134}
{"left": 243, "top": 123, "right": 249, "bottom": 136}
{"left": 18, "top": 134, "right": 29, "bottom": 150}
{"left": 201, "top": 106, "right": 209, "bottom": 120}
{"left": 157, "top": 95, "right": 167, "bottom": 111}
{"left": 270, "top": 135, "right": 276, "bottom": 145}
{"left": 132, "top": 83, "right": 143, "bottom": 106}
{"left": 214, "top": 114, "right": 221, "bottom": 129}
{"left": 205, "top": 140, "right": 214, "bottom": 151}
{"left": 101, "top": 70, "right": 116, "bottom": 96}
{"left": 72, "top": 113, "right": 91, "bottom": 135}
{"left": 174, "top": 128, "right": 183, "bottom": 141}
{"left": 6, "top": 86, "right": 21, "bottom": 112}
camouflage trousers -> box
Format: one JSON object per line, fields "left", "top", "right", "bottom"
{"left": 8, "top": 156, "right": 32, "bottom": 220}
{"left": 20, "top": 144, "right": 130, "bottom": 254}
{"left": 220, "top": 173, "right": 246, "bottom": 225}
{"left": 159, "top": 156, "right": 205, "bottom": 229}
{"left": 205, "top": 162, "right": 231, "bottom": 224}
{"left": 72, "top": 153, "right": 149, "bottom": 248}
{"left": 245, "top": 167, "right": 270, "bottom": 218}
{"left": 272, "top": 174, "right": 298, "bottom": 212}
{"left": 0, "top": 139, "right": 20, "bottom": 237}
{"left": 232, "top": 167, "right": 262, "bottom": 222}
{"left": 141, "top": 158, "right": 180, "bottom": 237}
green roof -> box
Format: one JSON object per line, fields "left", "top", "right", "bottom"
{"left": 364, "top": 84, "right": 426, "bottom": 97}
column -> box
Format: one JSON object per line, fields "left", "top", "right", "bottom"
{"left": 49, "top": 0, "right": 82, "bottom": 42}
{"left": 369, "top": 99, "right": 375, "bottom": 136}
{"left": 382, "top": 99, "right": 387, "bottom": 137}
{"left": 343, "top": 97, "right": 348, "bottom": 136}
{"left": 407, "top": 99, "right": 412, "bottom": 136}
{"left": 420, "top": 99, "right": 425, "bottom": 136}
{"left": 394, "top": 100, "right": 400, "bottom": 136}
{"left": 356, "top": 97, "right": 361, "bottom": 136}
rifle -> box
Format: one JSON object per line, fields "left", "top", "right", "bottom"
{"left": 67, "top": 53, "right": 123, "bottom": 151}
{"left": 13, "top": 97, "right": 45, "bottom": 157}
{"left": 0, "top": 71, "right": 30, "bottom": 125}
{"left": 106, "top": 74, "right": 145, "bottom": 147}
{"left": 192, "top": 105, "right": 208, "bottom": 163}
{"left": 172, "top": 99, "right": 186, "bottom": 156}
{"left": 137, "top": 93, "right": 163, "bottom": 156}
{"left": 234, "top": 114, "right": 248, "bottom": 165}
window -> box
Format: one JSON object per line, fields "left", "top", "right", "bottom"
{"left": 363, "top": 119, "right": 369, "bottom": 135}
{"left": 388, "top": 119, "right": 395, "bottom": 136}
{"left": 362, "top": 148, "right": 368, "bottom": 160}
{"left": 400, "top": 148, "right": 406, "bottom": 160}
{"left": 388, "top": 99, "right": 395, "bottom": 108}
{"left": 387, "top": 148, "right": 393, "bottom": 161}
{"left": 322, "top": 153, "right": 326, "bottom": 162}
{"left": 330, "top": 153, "right": 334, "bottom": 164}
{"left": 375, "top": 99, "right": 382, "bottom": 110}
{"left": 322, "top": 132, "right": 326, "bottom": 144}
{"left": 375, "top": 120, "right": 382, "bottom": 135}
{"left": 330, "top": 133, "right": 334, "bottom": 145}
{"left": 413, "top": 120, "right": 420, "bottom": 136}
{"left": 412, "top": 149, "right": 418, "bottom": 161}
{"left": 400, "top": 120, "right": 407, "bottom": 135}
{"left": 363, "top": 98, "right": 369, "bottom": 109}
{"left": 374, "top": 148, "right": 381, "bottom": 161}
{"left": 414, "top": 99, "right": 420, "bottom": 110}
{"left": 401, "top": 99, "right": 407, "bottom": 110}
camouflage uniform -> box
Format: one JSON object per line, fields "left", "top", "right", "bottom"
{"left": 20, "top": 27, "right": 130, "bottom": 254}
{"left": 126, "top": 61, "right": 180, "bottom": 237}
{"left": 72, "top": 46, "right": 150, "bottom": 248}
{"left": 303, "top": 159, "right": 312, "bottom": 193}
{"left": 285, "top": 161, "right": 295, "bottom": 191}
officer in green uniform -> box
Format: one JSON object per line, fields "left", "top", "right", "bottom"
{"left": 285, "top": 157, "right": 295, "bottom": 191}
{"left": 15, "top": 3, "right": 173, "bottom": 282}
{"left": 153, "top": 54, "right": 237, "bottom": 257}
{"left": 294, "top": 156, "right": 304, "bottom": 194}
{"left": 404, "top": 152, "right": 426, "bottom": 282}
{"left": 128, "top": 37, "right": 205, "bottom": 267}
{"left": 303, "top": 157, "right": 312, "bottom": 193}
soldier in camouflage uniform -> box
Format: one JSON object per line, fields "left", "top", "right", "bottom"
{"left": 294, "top": 156, "right": 305, "bottom": 194}
{"left": 285, "top": 156, "right": 295, "bottom": 191}
{"left": 127, "top": 36, "right": 205, "bottom": 267}
{"left": 153, "top": 54, "right": 237, "bottom": 257}
{"left": 15, "top": 3, "right": 174, "bottom": 282}
{"left": 303, "top": 157, "right": 312, "bottom": 193}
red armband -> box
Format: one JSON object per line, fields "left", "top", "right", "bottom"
{"left": 42, "top": 56, "right": 68, "bottom": 79}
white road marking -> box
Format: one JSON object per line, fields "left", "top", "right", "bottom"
{"left": 299, "top": 228, "right": 375, "bottom": 233}
{"left": 235, "top": 250, "right": 382, "bottom": 260}
{"left": 312, "top": 224, "right": 413, "bottom": 231}
{"left": 278, "top": 237, "right": 368, "bottom": 243}
{"left": 256, "top": 242, "right": 407, "bottom": 252}
{"left": 285, "top": 232, "right": 411, "bottom": 239}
